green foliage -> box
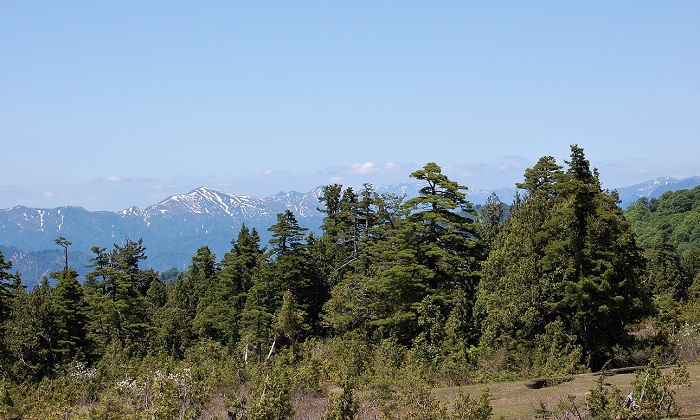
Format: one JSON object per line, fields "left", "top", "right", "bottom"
{"left": 274, "top": 290, "right": 305, "bottom": 355}
{"left": 645, "top": 230, "right": 688, "bottom": 298}
{"left": 586, "top": 367, "right": 626, "bottom": 419}
{"left": 477, "top": 193, "right": 504, "bottom": 253}
{"left": 210, "top": 225, "right": 265, "bottom": 347}
{"left": 248, "top": 363, "right": 295, "bottom": 419}
{"left": 3, "top": 278, "right": 56, "bottom": 381}
{"left": 0, "top": 250, "right": 17, "bottom": 319}
{"left": 631, "top": 361, "right": 690, "bottom": 418}
{"left": 0, "top": 250, "right": 21, "bottom": 371}
{"left": 51, "top": 267, "right": 88, "bottom": 365}
{"left": 323, "top": 380, "right": 358, "bottom": 420}
{"left": 576, "top": 362, "right": 690, "bottom": 419}
{"left": 5, "top": 156, "right": 698, "bottom": 417}
{"left": 626, "top": 186, "right": 700, "bottom": 253}
{"left": 0, "top": 377, "right": 20, "bottom": 419}
{"left": 84, "top": 239, "right": 154, "bottom": 358}
{"left": 399, "top": 384, "right": 449, "bottom": 419}
{"left": 451, "top": 388, "right": 493, "bottom": 420}
{"left": 395, "top": 385, "right": 493, "bottom": 419}
{"left": 325, "top": 163, "right": 484, "bottom": 345}
{"left": 316, "top": 332, "right": 373, "bottom": 384}
{"left": 476, "top": 146, "right": 651, "bottom": 370}
{"left": 530, "top": 319, "right": 583, "bottom": 377}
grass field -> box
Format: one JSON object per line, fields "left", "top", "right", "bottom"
{"left": 430, "top": 364, "right": 700, "bottom": 419}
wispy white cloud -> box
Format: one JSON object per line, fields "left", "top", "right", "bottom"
{"left": 310, "top": 162, "right": 411, "bottom": 190}
{"left": 445, "top": 155, "right": 530, "bottom": 177}
{"left": 261, "top": 168, "right": 292, "bottom": 178}
{"left": 92, "top": 176, "right": 156, "bottom": 184}
{"left": 347, "top": 162, "right": 402, "bottom": 175}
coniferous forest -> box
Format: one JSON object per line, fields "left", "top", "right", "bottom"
{"left": 1, "top": 145, "right": 699, "bottom": 418}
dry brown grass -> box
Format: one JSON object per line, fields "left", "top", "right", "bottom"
{"left": 427, "top": 364, "right": 700, "bottom": 419}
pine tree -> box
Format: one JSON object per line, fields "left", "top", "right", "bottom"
{"left": 646, "top": 229, "right": 685, "bottom": 298}
{"left": 547, "top": 146, "right": 651, "bottom": 368}
{"left": 3, "top": 277, "right": 56, "bottom": 381}
{"left": 153, "top": 246, "right": 218, "bottom": 356}
{"left": 403, "top": 162, "right": 483, "bottom": 345}
{"left": 274, "top": 291, "right": 305, "bottom": 355}
{"left": 240, "top": 270, "right": 277, "bottom": 361}
{"left": 267, "top": 210, "right": 317, "bottom": 323}
{"left": 51, "top": 267, "right": 88, "bottom": 365}
{"left": 0, "top": 250, "right": 18, "bottom": 364}
{"left": 268, "top": 210, "right": 308, "bottom": 259}
{"left": 84, "top": 239, "right": 152, "bottom": 353}
{"left": 207, "top": 225, "right": 265, "bottom": 346}
{"left": 477, "top": 192, "right": 504, "bottom": 254}
{"left": 476, "top": 146, "right": 652, "bottom": 370}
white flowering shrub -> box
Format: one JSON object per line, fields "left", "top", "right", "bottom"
{"left": 672, "top": 322, "right": 700, "bottom": 363}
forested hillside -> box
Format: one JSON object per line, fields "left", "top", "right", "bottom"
{"left": 625, "top": 186, "right": 700, "bottom": 252}
{"left": 1, "top": 146, "right": 698, "bottom": 418}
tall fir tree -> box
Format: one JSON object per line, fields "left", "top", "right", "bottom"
{"left": 84, "top": 239, "right": 152, "bottom": 354}
{"left": 206, "top": 225, "right": 265, "bottom": 346}
{"left": 404, "top": 162, "right": 483, "bottom": 345}
{"left": 3, "top": 277, "right": 56, "bottom": 381}
{"left": 0, "top": 251, "right": 20, "bottom": 370}
{"left": 51, "top": 267, "right": 88, "bottom": 366}
{"left": 476, "top": 146, "right": 652, "bottom": 370}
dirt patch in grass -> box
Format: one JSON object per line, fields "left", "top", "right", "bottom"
{"left": 431, "top": 364, "right": 700, "bottom": 419}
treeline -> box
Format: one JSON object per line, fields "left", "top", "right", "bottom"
{"left": 1, "top": 145, "right": 699, "bottom": 418}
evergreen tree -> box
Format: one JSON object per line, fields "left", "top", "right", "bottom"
{"left": 190, "top": 246, "right": 222, "bottom": 338}
{"left": 318, "top": 185, "right": 365, "bottom": 274}
{"left": 267, "top": 211, "right": 319, "bottom": 325}
{"left": 268, "top": 210, "right": 308, "bottom": 259}
{"left": 404, "top": 162, "right": 483, "bottom": 345}
{"left": 274, "top": 290, "right": 305, "bottom": 356}
{"left": 0, "top": 250, "right": 18, "bottom": 364}
{"left": 51, "top": 267, "right": 88, "bottom": 366}
{"left": 207, "top": 225, "right": 265, "bottom": 346}
{"left": 476, "top": 146, "right": 652, "bottom": 370}
{"left": 475, "top": 185, "right": 554, "bottom": 355}
{"left": 154, "top": 246, "right": 218, "bottom": 356}
{"left": 477, "top": 192, "right": 504, "bottom": 254}
{"left": 84, "top": 239, "right": 152, "bottom": 353}
{"left": 239, "top": 211, "right": 314, "bottom": 358}
{"left": 3, "top": 277, "right": 56, "bottom": 381}
{"left": 152, "top": 273, "right": 194, "bottom": 358}
{"left": 318, "top": 183, "right": 346, "bottom": 240}
{"left": 240, "top": 269, "right": 277, "bottom": 361}
{"left": 547, "top": 146, "right": 650, "bottom": 367}
{"left": 323, "top": 191, "right": 415, "bottom": 338}
{"left": 646, "top": 229, "right": 685, "bottom": 298}
{"left": 0, "top": 250, "right": 17, "bottom": 316}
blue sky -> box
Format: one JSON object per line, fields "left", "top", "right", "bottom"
{"left": 1, "top": 2, "right": 699, "bottom": 211}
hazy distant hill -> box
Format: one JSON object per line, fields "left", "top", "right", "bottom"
{"left": 2, "top": 177, "right": 698, "bottom": 286}
{"left": 614, "top": 176, "right": 700, "bottom": 208}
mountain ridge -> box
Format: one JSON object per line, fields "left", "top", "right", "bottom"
{"left": 2, "top": 177, "right": 698, "bottom": 285}
{"left": 614, "top": 176, "right": 700, "bottom": 207}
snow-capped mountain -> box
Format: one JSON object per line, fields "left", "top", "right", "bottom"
{"left": 145, "top": 187, "right": 275, "bottom": 219}
{"left": 614, "top": 176, "right": 700, "bottom": 208}
{"left": 0, "top": 186, "right": 330, "bottom": 283}
{"left": 2, "top": 177, "right": 698, "bottom": 285}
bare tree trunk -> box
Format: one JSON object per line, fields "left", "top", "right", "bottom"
{"left": 267, "top": 336, "right": 276, "bottom": 360}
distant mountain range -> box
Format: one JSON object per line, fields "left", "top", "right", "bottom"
{"left": 2, "top": 176, "right": 698, "bottom": 286}
{"left": 614, "top": 176, "right": 700, "bottom": 208}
